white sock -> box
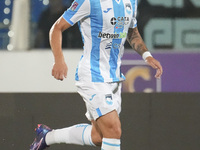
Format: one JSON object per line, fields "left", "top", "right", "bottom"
{"left": 45, "top": 124, "right": 95, "bottom": 146}
{"left": 101, "top": 138, "right": 120, "bottom": 150}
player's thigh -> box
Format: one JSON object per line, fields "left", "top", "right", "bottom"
{"left": 96, "top": 110, "right": 121, "bottom": 138}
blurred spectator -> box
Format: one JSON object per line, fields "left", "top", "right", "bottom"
{"left": 34, "top": 0, "right": 82, "bottom": 49}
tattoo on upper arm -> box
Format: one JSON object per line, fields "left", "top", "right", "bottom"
{"left": 127, "top": 28, "right": 148, "bottom": 55}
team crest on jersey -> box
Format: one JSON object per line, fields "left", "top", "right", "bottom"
{"left": 125, "top": 3, "right": 132, "bottom": 15}
{"left": 70, "top": 2, "right": 78, "bottom": 11}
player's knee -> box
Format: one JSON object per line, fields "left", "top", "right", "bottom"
{"left": 112, "top": 125, "right": 122, "bottom": 138}
{"left": 106, "top": 123, "right": 122, "bottom": 139}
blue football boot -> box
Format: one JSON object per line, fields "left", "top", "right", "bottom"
{"left": 30, "top": 124, "right": 52, "bottom": 150}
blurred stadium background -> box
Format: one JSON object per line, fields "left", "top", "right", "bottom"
{"left": 0, "top": 0, "right": 200, "bottom": 150}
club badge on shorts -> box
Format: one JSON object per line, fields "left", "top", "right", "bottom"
{"left": 105, "top": 94, "right": 113, "bottom": 105}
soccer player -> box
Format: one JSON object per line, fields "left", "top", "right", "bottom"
{"left": 30, "top": 0, "right": 163, "bottom": 149}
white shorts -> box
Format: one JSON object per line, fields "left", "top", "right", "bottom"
{"left": 75, "top": 81, "right": 122, "bottom": 121}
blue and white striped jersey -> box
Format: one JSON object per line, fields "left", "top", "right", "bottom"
{"left": 62, "top": 0, "right": 138, "bottom": 82}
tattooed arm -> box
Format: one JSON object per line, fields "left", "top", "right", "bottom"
{"left": 127, "top": 27, "right": 148, "bottom": 56}
{"left": 127, "top": 27, "right": 163, "bottom": 79}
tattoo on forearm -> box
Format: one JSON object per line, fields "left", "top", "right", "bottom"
{"left": 127, "top": 28, "right": 139, "bottom": 42}
{"left": 127, "top": 28, "right": 148, "bottom": 55}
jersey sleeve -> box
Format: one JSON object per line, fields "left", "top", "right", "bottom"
{"left": 62, "top": 0, "right": 90, "bottom": 26}
{"left": 129, "top": 1, "right": 138, "bottom": 28}
{"left": 129, "top": 16, "right": 137, "bottom": 28}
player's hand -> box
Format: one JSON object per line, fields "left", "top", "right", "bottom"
{"left": 52, "top": 61, "right": 68, "bottom": 81}
{"left": 145, "top": 57, "right": 163, "bottom": 79}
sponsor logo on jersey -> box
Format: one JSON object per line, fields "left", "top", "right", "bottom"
{"left": 98, "top": 31, "right": 127, "bottom": 39}
{"left": 105, "top": 42, "right": 112, "bottom": 49}
{"left": 112, "top": 43, "right": 120, "bottom": 49}
{"left": 110, "top": 17, "right": 130, "bottom": 28}
{"left": 110, "top": 17, "right": 117, "bottom": 25}
{"left": 105, "top": 42, "right": 120, "bottom": 50}
{"left": 70, "top": 2, "right": 78, "bottom": 11}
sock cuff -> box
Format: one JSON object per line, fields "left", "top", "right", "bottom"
{"left": 82, "top": 124, "right": 95, "bottom": 146}
{"left": 102, "top": 138, "right": 120, "bottom": 144}
{"left": 102, "top": 138, "right": 121, "bottom": 150}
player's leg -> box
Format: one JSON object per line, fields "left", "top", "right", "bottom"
{"left": 30, "top": 121, "right": 103, "bottom": 150}
{"left": 96, "top": 110, "right": 121, "bottom": 139}
{"left": 45, "top": 123, "right": 95, "bottom": 146}
{"left": 91, "top": 120, "right": 103, "bottom": 146}
{"left": 41, "top": 111, "right": 121, "bottom": 149}
{"left": 45, "top": 120, "right": 103, "bottom": 146}
{"left": 90, "top": 82, "right": 122, "bottom": 150}
{"left": 96, "top": 110, "right": 121, "bottom": 150}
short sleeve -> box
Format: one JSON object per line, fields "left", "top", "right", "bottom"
{"left": 62, "top": 0, "right": 90, "bottom": 26}
{"left": 129, "top": 0, "right": 138, "bottom": 28}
